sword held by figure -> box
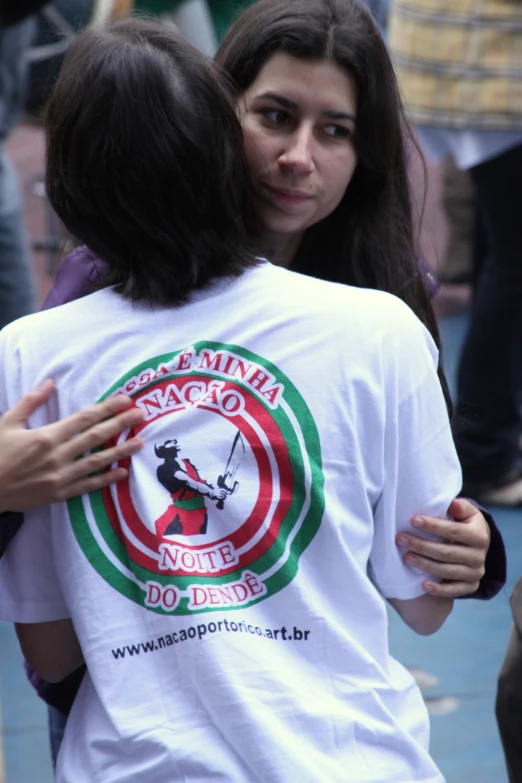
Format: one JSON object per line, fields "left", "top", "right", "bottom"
{"left": 216, "top": 431, "right": 245, "bottom": 510}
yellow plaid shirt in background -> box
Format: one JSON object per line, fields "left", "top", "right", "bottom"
{"left": 388, "top": 0, "right": 522, "bottom": 129}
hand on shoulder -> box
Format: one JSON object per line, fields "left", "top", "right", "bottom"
{"left": 396, "top": 498, "right": 491, "bottom": 599}
{"left": 0, "top": 380, "right": 144, "bottom": 513}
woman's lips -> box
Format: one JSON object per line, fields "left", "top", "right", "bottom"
{"left": 263, "top": 185, "right": 312, "bottom": 205}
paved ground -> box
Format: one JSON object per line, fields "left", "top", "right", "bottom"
{"left": 0, "top": 123, "right": 517, "bottom": 782}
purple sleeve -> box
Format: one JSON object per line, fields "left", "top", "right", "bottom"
{"left": 20, "top": 245, "right": 106, "bottom": 715}
{"left": 0, "top": 512, "right": 23, "bottom": 557}
{"left": 400, "top": 257, "right": 440, "bottom": 300}
{"left": 456, "top": 500, "right": 506, "bottom": 601}
{"left": 417, "top": 256, "right": 440, "bottom": 300}
{"left": 41, "top": 246, "right": 108, "bottom": 310}
{"left": 25, "top": 661, "right": 86, "bottom": 715}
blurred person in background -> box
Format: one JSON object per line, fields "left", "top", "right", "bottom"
{"left": 431, "top": 154, "right": 477, "bottom": 318}
{"left": 352, "top": 0, "right": 479, "bottom": 307}
{"left": 0, "top": 2, "right": 42, "bottom": 329}
{"left": 437, "top": 153, "right": 476, "bottom": 288}
{"left": 388, "top": 2, "right": 522, "bottom": 778}
{"left": 134, "top": 0, "right": 257, "bottom": 45}
{"left": 497, "top": 577, "right": 522, "bottom": 783}
{"left": 388, "top": 0, "right": 522, "bottom": 508}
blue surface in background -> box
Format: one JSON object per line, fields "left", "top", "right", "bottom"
{"left": 0, "top": 619, "right": 52, "bottom": 782}
{"left": 386, "top": 312, "right": 519, "bottom": 783}
{"left": 0, "top": 310, "right": 519, "bottom": 782}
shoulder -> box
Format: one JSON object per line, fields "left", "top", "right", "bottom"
{"left": 0, "top": 288, "right": 123, "bottom": 408}
{"left": 258, "top": 267, "right": 440, "bottom": 401}
{"left": 1, "top": 288, "right": 120, "bottom": 348}
{"left": 261, "top": 265, "right": 433, "bottom": 346}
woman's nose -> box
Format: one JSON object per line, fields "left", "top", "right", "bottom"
{"left": 277, "top": 127, "right": 315, "bottom": 175}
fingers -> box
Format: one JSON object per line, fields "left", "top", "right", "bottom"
{"left": 398, "top": 510, "right": 489, "bottom": 598}
{"left": 60, "top": 405, "right": 145, "bottom": 461}
{"left": 59, "top": 467, "right": 131, "bottom": 500}
{"left": 47, "top": 396, "right": 141, "bottom": 445}
{"left": 61, "top": 436, "right": 144, "bottom": 485}
{"left": 50, "top": 437, "right": 143, "bottom": 502}
{"left": 422, "top": 579, "right": 479, "bottom": 599}
{"left": 397, "top": 532, "right": 483, "bottom": 567}
{"left": 1, "top": 379, "right": 56, "bottom": 426}
{"left": 407, "top": 513, "right": 486, "bottom": 548}
{"left": 402, "top": 547, "right": 484, "bottom": 581}
{"left": 448, "top": 497, "right": 478, "bottom": 521}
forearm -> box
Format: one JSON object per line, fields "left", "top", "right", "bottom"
{"left": 388, "top": 594, "right": 454, "bottom": 636}
{"left": 15, "top": 619, "right": 84, "bottom": 684}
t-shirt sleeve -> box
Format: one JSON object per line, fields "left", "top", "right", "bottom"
{"left": 368, "top": 311, "right": 462, "bottom": 600}
{"left": 0, "top": 505, "right": 70, "bottom": 622}
{"left": 0, "top": 324, "right": 69, "bottom": 623}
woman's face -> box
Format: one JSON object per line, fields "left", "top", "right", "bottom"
{"left": 239, "top": 53, "right": 358, "bottom": 253}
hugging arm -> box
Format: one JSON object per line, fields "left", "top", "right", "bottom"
{"left": 0, "top": 500, "right": 82, "bottom": 684}
{"left": 16, "top": 620, "right": 84, "bottom": 684}
{"left": 0, "top": 380, "right": 144, "bottom": 514}
{"left": 396, "top": 497, "right": 505, "bottom": 599}
{"left": 368, "top": 304, "right": 464, "bottom": 636}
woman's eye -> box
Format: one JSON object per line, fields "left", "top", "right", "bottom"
{"left": 324, "top": 125, "right": 351, "bottom": 139}
{"left": 261, "top": 109, "right": 290, "bottom": 126}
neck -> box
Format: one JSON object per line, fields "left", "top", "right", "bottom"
{"left": 258, "top": 232, "right": 303, "bottom": 269}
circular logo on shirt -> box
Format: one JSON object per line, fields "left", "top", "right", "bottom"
{"left": 68, "top": 342, "right": 324, "bottom": 615}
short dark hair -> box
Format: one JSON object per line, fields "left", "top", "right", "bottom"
{"left": 216, "top": 0, "right": 451, "bottom": 413}
{"left": 46, "top": 18, "right": 257, "bottom": 306}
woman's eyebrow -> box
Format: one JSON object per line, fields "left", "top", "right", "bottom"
{"left": 254, "top": 92, "right": 356, "bottom": 122}
{"left": 255, "top": 91, "right": 297, "bottom": 109}
{"left": 322, "top": 109, "right": 356, "bottom": 122}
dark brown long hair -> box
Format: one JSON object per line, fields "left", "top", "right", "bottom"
{"left": 46, "top": 18, "right": 257, "bottom": 306}
{"left": 216, "top": 0, "right": 451, "bottom": 413}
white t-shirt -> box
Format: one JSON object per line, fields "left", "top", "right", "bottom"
{"left": 0, "top": 263, "right": 460, "bottom": 783}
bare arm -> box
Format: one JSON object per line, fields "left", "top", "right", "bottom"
{"left": 15, "top": 619, "right": 84, "bottom": 683}
{"left": 387, "top": 594, "right": 453, "bottom": 636}
{"left": 0, "top": 379, "right": 144, "bottom": 513}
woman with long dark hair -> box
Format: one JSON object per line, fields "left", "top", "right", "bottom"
{"left": 217, "top": 0, "right": 440, "bottom": 369}
{"left": 214, "top": 0, "right": 504, "bottom": 597}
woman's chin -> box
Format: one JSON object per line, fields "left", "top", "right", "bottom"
{"left": 260, "top": 214, "right": 312, "bottom": 238}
